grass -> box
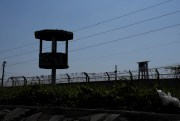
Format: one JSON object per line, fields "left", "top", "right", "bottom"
{"left": 0, "top": 82, "right": 180, "bottom": 113}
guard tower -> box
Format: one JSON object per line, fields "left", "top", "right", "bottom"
{"left": 137, "top": 61, "right": 149, "bottom": 79}
{"left": 34, "top": 29, "right": 73, "bottom": 85}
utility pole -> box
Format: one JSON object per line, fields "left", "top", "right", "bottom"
{"left": 1, "top": 61, "right": 6, "bottom": 87}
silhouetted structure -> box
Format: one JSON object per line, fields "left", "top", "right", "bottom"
{"left": 1, "top": 61, "right": 6, "bottom": 87}
{"left": 114, "top": 65, "right": 117, "bottom": 80}
{"left": 5, "top": 65, "right": 180, "bottom": 87}
{"left": 34, "top": 29, "right": 73, "bottom": 85}
{"left": 84, "top": 72, "right": 90, "bottom": 82}
{"left": 138, "top": 61, "right": 149, "bottom": 79}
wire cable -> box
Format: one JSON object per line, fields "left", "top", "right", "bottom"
{"left": 0, "top": 49, "right": 39, "bottom": 60}
{"left": 1, "top": 11, "right": 180, "bottom": 60}
{"left": 0, "top": 42, "right": 37, "bottom": 54}
{"left": 71, "top": 23, "right": 180, "bottom": 52}
{"left": 73, "top": 10, "right": 180, "bottom": 42}
{"left": 7, "top": 58, "right": 38, "bottom": 67}
{"left": 71, "top": 40, "right": 180, "bottom": 62}
{"left": 0, "top": 0, "right": 174, "bottom": 54}
{"left": 73, "top": 0, "right": 174, "bottom": 32}
{"left": 6, "top": 23, "right": 180, "bottom": 67}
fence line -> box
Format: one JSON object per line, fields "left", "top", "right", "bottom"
{"left": 3, "top": 66, "right": 180, "bottom": 87}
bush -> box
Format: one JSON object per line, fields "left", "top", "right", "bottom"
{"left": 0, "top": 82, "right": 180, "bottom": 113}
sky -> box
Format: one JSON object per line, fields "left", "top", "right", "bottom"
{"left": 0, "top": 0, "right": 180, "bottom": 79}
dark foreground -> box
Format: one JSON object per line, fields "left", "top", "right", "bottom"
{"left": 0, "top": 105, "right": 180, "bottom": 121}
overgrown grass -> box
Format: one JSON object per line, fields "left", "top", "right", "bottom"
{"left": 0, "top": 82, "right": 180, "bottom": 113}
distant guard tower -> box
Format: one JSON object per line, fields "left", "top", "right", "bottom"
{"left": 137, "top": 61, "right": 149, "bottom": 79}
{"left": 34, "top": 29, "right": 73, "bottom": 85}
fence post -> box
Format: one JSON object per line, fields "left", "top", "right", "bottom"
{"left": 66, "top": 74, "right": 71, "bottom": 83}
{"left": 114, "top": 65, "right": 117, "bottom": 81}
{"left": 155, "top": 69, "right": 160, "bottom": 80}
{"left": 129, "top": 70, "right": 133, "bottom": 81}
{"left": 84, "top": 72, "right": 90, "bottom": 82}
{"left": 105, "top": 72, "right": 110, "bottom": 81}
{"left": 155, "top": 69, "right": 160, "bottom": 88}
{"left": 10, "top": 77, "right": 15, "bottom": 86}
{"left": 129, "top": 70, "right": 134, "bottom": 86}
{"left": 36, "top": 76, "right": 41, "bottom": 84}
{"left": 22, "top": 76, "right": 27, "bottom": 86}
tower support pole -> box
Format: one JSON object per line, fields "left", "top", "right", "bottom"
{"left": 52, "top": 37, "right": 57, "bottom": 85}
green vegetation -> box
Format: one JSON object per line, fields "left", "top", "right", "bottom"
{"left": 0, "top": 82, "right": 180, "bottom": 113}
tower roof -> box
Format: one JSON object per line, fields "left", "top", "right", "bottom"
{"left": 137, "top": 61, "right": 150, "bottom": 64}
{"left": 35, "top": 29, "right": 73, "bottom": 41}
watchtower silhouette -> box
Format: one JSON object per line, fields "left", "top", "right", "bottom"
{"left": 35, "top": 29, "right": 73, "bottom": 84}
{"left": 137, "top": 61, "right": 149, "bottom": 79}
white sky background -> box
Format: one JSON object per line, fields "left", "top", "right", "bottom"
{"left": 0, "top": 0, "right": 180, "bottom": 78}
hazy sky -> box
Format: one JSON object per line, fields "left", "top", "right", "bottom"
{"left": 0, "top": 0, "right": 180, "bottom": 79}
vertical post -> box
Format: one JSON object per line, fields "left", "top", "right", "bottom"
{"left": 155, "top": 69, "right": 160, "bottom": 88}
{"left": 114, "top": 65, "right": 117, "bottom": 81}
{"left": 11, "top": 77, "right": 15, "bottom": 87}
{"left": 84, "top": 72, "right": 89, "bottom": 82}
{"left": 129, "top": 70, "right": 134, "bottom": 86}
{"left": 52, "top": 37, "right": 57, "bottom": 85}
{"left": 66, "top": 40, "right": 68, "bottom": 62}
{"left": 129, "top": 70, "right": 133, "bottom": 81}
{"left": 36, "top": 76, "right": 41, "bottom": 84}
{"left": 146, "top": 63, "right": 149, "bottom": 79}
{"left": 66, "top": 74, "right": 70, "bottom": 83}
{"left": 105, "top": 72, "right": 110, "bottom": 81}
{"left": 39, "top": 39, "right": 42, "bottom": 54}
{"left": 155, "top": 69, "right": 159, "bottom": 80}
{"left": 1, "top": 61, "right": 6, "bottom": 87}
{"left": 52, "top": 69, "right": 56, "bottom": 85}
{"left": 22, "top": 76, "right": 27, "bottom": 86}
